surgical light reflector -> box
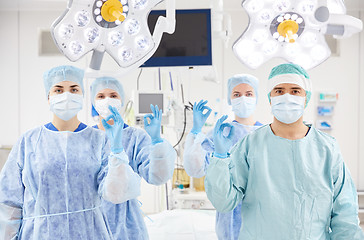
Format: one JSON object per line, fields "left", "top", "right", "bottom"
{"left": 51, "top": 0, "right": 175, "bottom": 72}
{"left": 233, "top": 0, "right": 362, "bottom": 70}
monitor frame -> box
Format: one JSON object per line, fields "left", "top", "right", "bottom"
{"left": 142, "top": 9, "right": 213, "bottom": 68}
{"left": 134, "top": 91, "right": 168, "bottom": 116}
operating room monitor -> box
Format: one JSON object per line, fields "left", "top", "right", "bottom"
{"left": 138, "top": 93, "right": 164, "bottom": 114}
{"left": 142, "top": 9, "right": 212, "bottom": 67}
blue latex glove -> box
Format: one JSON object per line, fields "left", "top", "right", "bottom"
{"left": 191, "top": 99, "right": 212, "bottom": 134}
{"left": 102, "top": 106, "right": 124, "bottom": 153}
{"left": 144, "top": 104, "right": 163, "bottom": 145}
{"left": 213, "top": 115, "right": 235, "bottom": 159}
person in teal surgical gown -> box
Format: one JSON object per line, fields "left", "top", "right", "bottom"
{"left": 205, "top": 63, "right": 364, "bottom": 239}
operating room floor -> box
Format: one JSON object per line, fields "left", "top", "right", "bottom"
{"left": 145, "top": 210, "right": 364, "bottom": 238}
{"left": 145, "top": 209, "right": 218, "bottom": 240}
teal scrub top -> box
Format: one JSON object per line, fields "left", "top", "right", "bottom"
{"left": 205, "top": 124, "right": 364, "bottom": 240}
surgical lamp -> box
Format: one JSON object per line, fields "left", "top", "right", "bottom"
{"left": 233, "top": 0, "right": 363, "bottom": 70}
{"left": 51, "top": 0, "right": 175, "bottom": 73}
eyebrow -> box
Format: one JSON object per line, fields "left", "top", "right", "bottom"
{"left": 233, "top": 90, "right": 253, "bottom": 93}
{"left": 273, "top": 87, "right": 303, "bottom": 91}
{"left": 70, "top": 85, "right": 80, "bottom": 88}
{"left": 54, "top": 85, "right": 64, "bottom": 88}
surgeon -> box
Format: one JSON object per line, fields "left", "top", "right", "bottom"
{"left": 205, "top": 63, "right": 364, "bottom": 239}
{"left": 183, "top": 74, "right": 262, "bottom": 240}
{"left": 0, "top": 65, "right": 144, "bottom": 239}
{"left": 90, "top": 76, "right": 176, "bottom": 240}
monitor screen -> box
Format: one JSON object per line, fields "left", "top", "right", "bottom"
{"left": 138, "top": 93, "right": 164, "bottom": 114}
{"left": 142, "top": 9, "right": 212, "bottom": 67}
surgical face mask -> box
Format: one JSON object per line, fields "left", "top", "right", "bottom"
{"left": 94, "top": 97, "right": 122, "bottom": 118}
{"left": 49, "top": 92, "right": 83, "bottom": 121}
{"left": 231, "top": 96, "right": 257, "bottom": 118}
{"left": 271, "top": 93, "right": 305, "bottom": 124}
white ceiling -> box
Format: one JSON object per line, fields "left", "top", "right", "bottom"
{"left": 223, "top": 0, "right": 364, "bottom": 11}
{"left": 1, "top": 0, "right": 363, "bottom": 11}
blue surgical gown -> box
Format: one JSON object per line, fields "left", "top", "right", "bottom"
{"left": 205, "top": 124, "right": 364, "bottom": 239}
{"left": 94, "top": 125, "right": 177, "bottom": 240}
{"left": 184, "top": 121, "right": 262, "bottom": 240}
{"left": 0, "top": 125, "right": 114, "bottom": 239}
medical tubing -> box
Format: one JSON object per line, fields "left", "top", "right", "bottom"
{"left": 136, "top": 68, "right": 143, "bottom": 91}
{"left": 173, "top": 104, "right": 191, "bottom": 148}
{"left": 181, "top": 84, "right": 185, "bottom": 103}
{"left": 158, "top": 68, "right": 161, "bottom": 91}
{"left": 169, "top": 72, "right": 174, "bottom": 91}
{"left": 165, "top": 183, "right": 169, "bottom": 210}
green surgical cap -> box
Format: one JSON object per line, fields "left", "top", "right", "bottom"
{"left": 267, "top": 63, "right": 312, "bottom": 105}
{"left": 268, "top": 63, "right": 309, "bottom": 80}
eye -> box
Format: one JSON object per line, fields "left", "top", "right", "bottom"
{"left": 55, "top": 89, "right": 62, "bottom": 93}
{"left": 292, "top": 90, "right": 300, "bottom": 95}
{"left": 233, "top": 93, "right": 241, "bottom": 98}
{"left": 111, "top": 94, "right": 118, "bottom": 98}
{"left": 71, "top": 88, "right": 79, "bottom": 93}
{"left": 275, "top": 89, "right": 283, "bottom": 94}
{"left": 246, "top": 92, "right": 253, "bottom": 97}
{"left": 96, "top": 95, "right": 104, "bottom": 99}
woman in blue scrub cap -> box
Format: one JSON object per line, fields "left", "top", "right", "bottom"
{"left": 90, "top": 76, "right": 177, "bottom": 240}
{"left": 183, "top": 74, "right": 263, "bottom": 240}
{"left": 0, "top": 66, "right": 140, "bottom": 239}
{"left": 205, "top": 63, "right": 364, "bottom": 239}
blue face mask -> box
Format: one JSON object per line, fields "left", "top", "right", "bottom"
{"left": 231, "top": 96, "right": 256, "bottom": 118}
{"left": 271, "top": 93, "right": 305, "bottom": 124}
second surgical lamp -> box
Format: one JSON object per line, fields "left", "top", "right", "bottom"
{"left": 233, "top": 0, "right": 363, "bottom": 69}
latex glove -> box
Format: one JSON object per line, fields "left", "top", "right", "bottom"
{"left": 102, "top": 106, "right": 124, "bottom": 153}
{"left": 213, "top": 115, "right": 235, "bottom": 159}
{"left": 144, "top": 104, "right": 163, "bottom": 144}
{"left": 191, "top": 99, "right": 212, "bottom": 134}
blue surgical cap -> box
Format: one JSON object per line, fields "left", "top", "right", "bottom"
{"left": 227, "top": 74, "right": 259, "bottom": 105}
{"left": 90, "top": 77, "right": 125, "bottom": 106}
{"left": 43, "top": 65, "right": 85, "bottom": 97}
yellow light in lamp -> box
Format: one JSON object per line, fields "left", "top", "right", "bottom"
{"left": 277, "top": 20, "right": 299, "bottom": 43}
{"left": 101, "top": 0, "right": 125, "bottom": 23}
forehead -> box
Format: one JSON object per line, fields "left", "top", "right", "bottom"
{"left": 273, "top": 83, "right": 302, "bottom": 89}
{"left": 52, "top": 81, "right": 80, "bottom": 88}
{"left": 232, "top": 83, "right": 254, "bottom": 92}
{"left": 97, "top": 88, "right": 119, "bottom": 95}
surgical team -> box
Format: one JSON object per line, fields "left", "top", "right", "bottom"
{"left": 0, "top": 63, "right": 363, "bottom": 239}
